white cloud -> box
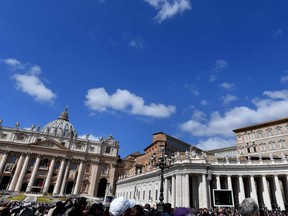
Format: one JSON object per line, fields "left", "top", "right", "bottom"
{"left": 13, "top": 74, "right": 56, "bottom": 103}
{"left": 85, "top": 88, "right": 176, "bottom": 118}
{"left": 200, "top": 99, "right": 208, "bottom": 106}
{"left": 221, "top": 94, "right": 237, "bottom": 105}
{"left": 1, "top": 58, "right": 56, "bottom": 103}
{"left": 180, "top": 88, "right": 288, "bottom": 140}
{"left": 195, "top": 137, "right": 235, "bottom": 151}
{"left": 280, "top": 74, "right": 288, "bottom": 83}
{"left": 1, "top": 58, "right": 24, "bottom": 69}
{"left": 273, "top": 28, "right": 283, "bottom": 38}
{"left": 219, "top": 82, "right": 234, "bottom": 90}
{"left": 79, "top": 134, "right": 99, "bottom": 141}
{"left": 209, "top": 59, "right": 228, "bottom": 82}
{"left": 144, "top": 0, "right": 191, "bottom": 23}
{"left": 214, "top": 59, "right": 228, "bottom": 72}
{"left": 263, "top": 89, "right": 288, "bottom": 100}
{"left": 129, "top": 37, "right": 144, "bottom": 49}
{"left": 185, "top": 84, "right": 199, "bottom": 96}
{"left": 191, "top": 109, "right": 206, "bottom": 121}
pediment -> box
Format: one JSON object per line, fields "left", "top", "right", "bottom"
{"left": 28, "top": 139, "right": 69, "bottom": 151}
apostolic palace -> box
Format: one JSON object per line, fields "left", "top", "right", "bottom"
{"left": 1, "top": 110, "right": 288, "bottom": 211}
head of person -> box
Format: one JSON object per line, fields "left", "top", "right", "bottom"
{"left": 144, "top": 204, "right": 150, "bottom": 211}
{"left": 239, "top": 198, "right": 259, "bottom": 216}
{"left": 174, "top": 207, "right": 192, "bottom": 216}
{"left": 109, "top": 197, "right": 136, "bottom": 216}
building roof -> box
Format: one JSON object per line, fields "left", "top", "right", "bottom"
{"left": 41, "top": 107, "right": 77, "bottom": 139}
{"left": 232, "top": 117, "right": 288, "bottom": 133}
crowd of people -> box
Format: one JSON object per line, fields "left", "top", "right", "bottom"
{"left": 0, "top": 196, "right": 287, "bottom": 216}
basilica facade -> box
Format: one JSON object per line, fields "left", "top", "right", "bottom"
{"left": 0, "top": 109, "right": 119, "bottom": 197}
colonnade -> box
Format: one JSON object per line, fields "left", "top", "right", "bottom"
{"left": 0, "top": 151, "right": 111, "bottom": 197}
{"left": 116, "top": 167, "right": 288, "bottom": 211}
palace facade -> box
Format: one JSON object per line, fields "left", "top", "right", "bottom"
{"left": 0, "top": 109, "right": 119, "bottom": 197}
{"left": 116, "top": 118, "right": 288, "bottom": 211}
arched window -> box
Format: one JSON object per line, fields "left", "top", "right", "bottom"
{"left": 8, "top": 155, "right": 17, "bottom": 163}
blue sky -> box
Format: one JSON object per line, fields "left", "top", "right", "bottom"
{"left": 1, "top": 0, "right": 288, "bottom": 157}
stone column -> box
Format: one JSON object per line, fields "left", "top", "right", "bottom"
{"left": 8, "top": 154, "right": 25, "bottom": 191}
{"left": 43, "top": 157, "right": 56, "bottom": 194}
{"left": 87, "top": 162, "right": 99, "bottom": 196}
{"left": 183, "top": 174, "right": 190, "bottom": 207}
{"left": 73, "top": 160, "right": 85, "bottom": 195}
{"left": 171, "top": 175, "right": 176, "bottom": 208}
{"left": 216, "top": 175, "right": 221, "bottom": 189}
{"left": 249, "top": 175, "right": 258, "bottom": 204}
{"left": 192, "top": 175, "right": 198, "bottom": 208}
{"left": 53, "top": 158, "right": 66, "bottom": 195}
{"left": 261, "top": 175, "right": 272, "bottom": 210}
{"left": 238, "top": 176, "right": 245, "bottom": 203}
{"left": 60, "top": 158, "right": 71, "bottom": 196}
{"left": 175, "top": 174, "right": 182, "bottom": 207}
{"left": 26, "top": 155, "right": 41, "bottom": 192}
{"left": 0, "top": 151, "right": 9, "bottom": 175}
{"left": 201, "top": 173, "right": 208, "bottom": 208}
{"left": 109, "top": 164, "right": 116, "bottom": 194}
{"left": 164, "top": 178, "right": 168, "bottom": 203}
{"left": 274, "top": 175, "right": 285, "bottom": 210}
{"left": 284, "top": 176, "right": 288, "bottom": 205}
{"left": 15, "top": 154, "right": 30, "bottom": 192}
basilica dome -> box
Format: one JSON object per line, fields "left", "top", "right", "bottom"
{"left": 41, "top": 108, "right": 77, "bottom": 139}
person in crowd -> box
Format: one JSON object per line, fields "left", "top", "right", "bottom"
{"left": 173, "top": 207, "right": 192, "bottom": 216}
{"left": 239, "top": 198, "right": 259, "bottom": 216}
{"left": 130, "top": 205, "right": 143, "bottom": 216}
{"left": 87, "top": 203, "right": 104, "bottom": 216}
{"left": 64, "top": 197, "right": 87, "bottom": 216}
{"left": 161, "top": 203, "right": 172, "bottom": 216}
{"left": 109, "top": 197, "right": 136, "bottom": 216}
{"left": 143, "top": 204, "right": 151, "bottom": 216}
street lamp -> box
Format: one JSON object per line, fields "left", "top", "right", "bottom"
{"left": 150, "top": 146, "right": 174, "bottom": 213}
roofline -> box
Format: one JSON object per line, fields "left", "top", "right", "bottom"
{"left": 232, "top": 117, "right": 288, "bottom": 133}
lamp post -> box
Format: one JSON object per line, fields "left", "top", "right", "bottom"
{"left": 150, "top": 146, "right": 174, "bottom": 213}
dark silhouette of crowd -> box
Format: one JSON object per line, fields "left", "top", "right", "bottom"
{"left": 0, "top": 196, "right": 287, "bottom": 216}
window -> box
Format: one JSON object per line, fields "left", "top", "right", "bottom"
{"left": 279, "top": 139, "right": 286, "bottom": 148}
{"left": 75, "top": 142, "right": 83, "bottom": 150}
{"left": 0, "top": 134, "right": 7, "bottom": 139}
{"left": 257, "top": 130, "right": 263, "bottom": 138}
{"left": 16, "top": 134, "right": 26, "bottom": 141}
{"left": 250, "top": 133, "right": 255, "bottom": 140}
{"left": 143, "top": 191, "right": 145, "bottom": 200}
{"left": 29, "top": 158, "right": 36, "bottom": 166}
{"left": 155, "top": 190, "right": 158, "bottom": 200}
{"left": 101, "top": 165, "right": 109, "bottom": 175}
{"left": 237, "top": 135, "right": 242, "bottom": 142}
{"left": 276, "top": 127, "right": 282, "bottom": 135}
{"left": 105, "top": 146, "right": 111, "bottom": 154}
{"left": 267, "top": 129, "right": 273, "bottom": 136}
{"left": 70, "top": 162, "right": 77, "bottom": 170}
{"left": 149, "top": 190, "right": 151, "bottom": 200}
{"left": 55, "top": 161, "right": 61, "bottom": 170}
{"left": 269, "top": 141, "right": 276, "bottom": 149}
{"left": 244, "top": 134, "right": 249, "bottom": 141}
{"left": 90, "top": 147, "right": 95, "bottom": 152}
{"left": 259, "top": 143, "right": 266, "bottom": 151}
